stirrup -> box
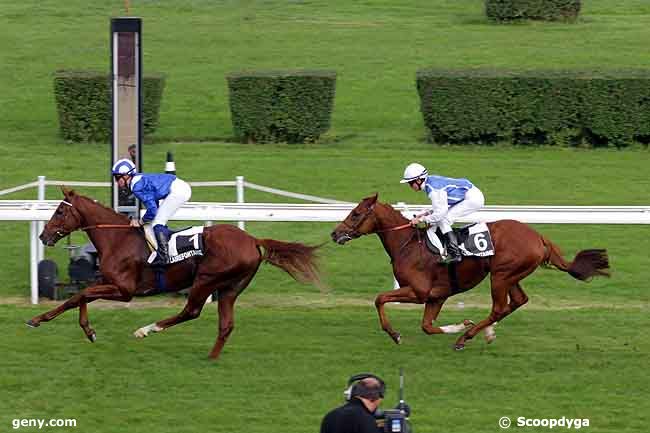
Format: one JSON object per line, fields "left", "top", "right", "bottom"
{"left": 440, "top": 251, "right": 462, "bottom": 264}
{"left": 151, "top": 252, "right": 168, "bottom": 267}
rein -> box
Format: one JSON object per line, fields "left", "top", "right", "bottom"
{"left": 80, "top": 224, "right": 134, "bottom": 231}
{"left": 60, "top": 200, "right": 135, "bottom": 232}
{"left": 375, "top": 223, "right": 412, "bottom": 233}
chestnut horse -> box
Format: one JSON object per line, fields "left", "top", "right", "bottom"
{"left": 28, "top": 189, "right": 321, "bottom": 360}
{"left": 331, "top": 194, "right": 609, "bottom": 350}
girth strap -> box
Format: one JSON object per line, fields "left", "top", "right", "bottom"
{"left": 448, "top": 263, "right": 461, "bottom": 295}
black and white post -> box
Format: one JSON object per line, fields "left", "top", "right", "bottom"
{"left": 110, "top": 17, "right": 142, "bottom": 217}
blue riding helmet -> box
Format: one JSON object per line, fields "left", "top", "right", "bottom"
{"left": 111, "top": 158, "right": 136, "bottom": 177}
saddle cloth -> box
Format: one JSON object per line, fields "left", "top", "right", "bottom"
{"left": 425, "top": 223, "right": 495, "bottom": 258}
{"left": 147, "top": 226, "right": 205, "bottom": 264}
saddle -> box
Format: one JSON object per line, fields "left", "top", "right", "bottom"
{"left": 146, "top": 226, "right": 205, "bottom": 265}
{"left": 425, "top": 223, "right": 495, "bottom": 258}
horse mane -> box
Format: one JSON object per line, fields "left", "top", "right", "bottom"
{"left": 377, "top": 201, "right": 410, "bottom": 225}
{"left": 71, "top": 192, "right": 130, "bottom": 224}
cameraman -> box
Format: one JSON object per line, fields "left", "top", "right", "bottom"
{"left": 320, "top": 376, "right": 384, "bottom": 433}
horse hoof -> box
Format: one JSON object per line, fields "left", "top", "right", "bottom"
{"left": 454, "top": 344, "right": 465, "bottom": 351}
{"left": 26, "top": 320, "right": 39, "bottom": 328}
{"left": 393, "top": 333, "right": 402, "bottom": 345}
{"left": 87, "top": 332, "right": 96, "bottom": 343}
{"left": 484, "top": 324, "right": 497, "bottom": 344}
{"left": 463, "top": 319, "right": 475, "bottom": 327}
{"left": 133, "top": 329, "right": 147, "bottom": 339}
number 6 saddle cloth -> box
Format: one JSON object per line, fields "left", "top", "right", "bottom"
{"left": 425, "top": 223, "right": 495, "bottom": 258}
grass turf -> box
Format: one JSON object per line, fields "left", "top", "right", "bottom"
{"left": 1, "top": 304, "right": 648, "bottom": 433}
{"left": 2, "top": 1, "right": 650, "bottom": 143}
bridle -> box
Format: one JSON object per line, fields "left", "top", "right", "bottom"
{"left": 51, "top": 200, "right": 84, "bottom": 239}
{"left": 53, "top": 200, "right": 133, "bottom": 236}
{"left": 338, "top": 204, "right": 412, "bottom": 242}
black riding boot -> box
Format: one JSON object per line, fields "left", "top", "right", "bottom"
{"left": 442, "top": 231, "right": 462, "bottom": 264}
{"left": 155, "top": 230, "right": 170, "bottom": 265}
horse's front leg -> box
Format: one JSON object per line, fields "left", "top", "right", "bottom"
{"left": 27, "top": 284, "right": 133, "bottom": 342}
{"left": 78, "top": 301, "right": 94, "bottom": 342}
{"left": 374, "top": 286, "right": 421, "bottom": 344}
{"left": 421, "top": 298, "right": 474, "bottom": 335}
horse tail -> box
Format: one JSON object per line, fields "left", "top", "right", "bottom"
{"left": 256, "top": 238, "right": 323, "bottom": 287}
{"left": 542, "top": 237, "right": 610, "bottom": 281}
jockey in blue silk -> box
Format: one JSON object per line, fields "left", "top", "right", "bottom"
{"left": 111, "top": 158, "right": 192, "bottom": 265}
{"left": 400, "top": 162, "right": 485, "bottom": 264}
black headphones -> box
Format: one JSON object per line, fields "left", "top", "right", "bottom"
{"left": 344, "top": 373, "right": 386, "bottom": 401}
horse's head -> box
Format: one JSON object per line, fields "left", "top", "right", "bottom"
{"left": 331, "top": 193, "right": 380, "bottom": 245}
{"left": 39, "top": 188, "right": 85, "bottom": 246}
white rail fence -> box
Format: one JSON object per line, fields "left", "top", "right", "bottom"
{"left": 1, "top": 176, "right": 650, "bottom": 304}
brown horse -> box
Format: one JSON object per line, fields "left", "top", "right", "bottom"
{"left": 330, "top": 194, "right": 610, "bottom": 350}
{"left": 28, "top": 189, "right": 321, "bottom": 360}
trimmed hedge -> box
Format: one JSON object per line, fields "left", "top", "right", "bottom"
{"left": 485, "top": 0, "right": 581, "bottom": 22}
{"left": 53, "top": 70, "right": 165, "bottom": 142}
{"left": 227, "top": 70, "right": 336, "bottom": 143}
{"left": 416, "top": 69, "right": 650, "bottom": 148}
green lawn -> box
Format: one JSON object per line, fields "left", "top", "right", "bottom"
{"left": 2, "top": 1, "right": 650, "bottom": 143}
{"left": 0, "top": 304, "right": 647, "bottom": 433}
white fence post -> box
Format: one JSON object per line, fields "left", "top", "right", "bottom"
{"left": 236, "top": 176, "right": 245, "bottom": 230}
{"left": 30, "top": 221, "right": 39, "bottom": 304}
{"left": 37, "top": 176, "right": 45, "bottom": 263}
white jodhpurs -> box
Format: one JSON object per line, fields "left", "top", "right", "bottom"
{"left": 152, "top": 179, "right": 192, "bottom": 227}
{"left": 428, "top": 187, "right": 485, "bottom": 236}
{"left": 144, "top": 179, "right": 192, "bottom": 249}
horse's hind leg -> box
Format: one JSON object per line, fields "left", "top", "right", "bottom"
{"left": 454, "top": 276, "right": 513, "bottom": 350}
{"left": 481, "top": 283, "right": 529, "bottom": 344}
{"left": 208, "top": 290, "right": 238, "bottom": 360}
{"left": 508, "top": 283, "right": 529, "bottom": 313}
{"left": 133, "top": 275, "right": 214, "bottom": 338}
{"left": 208, "top": 267, "right": 259, "bottom": 360}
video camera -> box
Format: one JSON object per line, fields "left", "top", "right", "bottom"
{"left": 345, "top": 369, "right": 412, "bottom": 433}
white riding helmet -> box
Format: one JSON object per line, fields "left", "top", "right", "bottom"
{"left": 400, "top": 163, "right": 428, "bottom": 183}
{"left": 111, "top": 158, "right": 136, "bottom": 177}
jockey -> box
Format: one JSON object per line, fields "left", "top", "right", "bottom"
{"left": 400, "top": 162, "right": 485, "bottom": 264}
{"left": 111, "top": 158, "right": 192, "bottom": 265}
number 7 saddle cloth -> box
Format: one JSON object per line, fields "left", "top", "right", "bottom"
{"left": 146, "top": 226, "right": 205, "bottom": 265}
